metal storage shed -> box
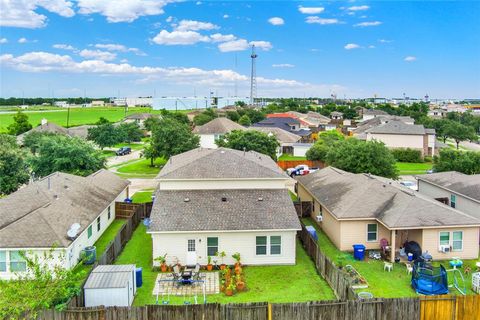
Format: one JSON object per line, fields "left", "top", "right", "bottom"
{"left": 84, "top": 264, "right": 136, "bottom": 307}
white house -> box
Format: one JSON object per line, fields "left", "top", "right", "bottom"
{"left": 149, "top": 148, "right": 300, "bottom": 266}
{"left": 360, "top": 108, "right": 389, "bottom": 122}
{"left": 0, "top": 170, "right": 129, "bottom": 280}
{"left": 428, "top": 109, "right": 447, "bottom": 118}
{"left": 417, "top": 172, "right": 480, "bottom": 219}
{"left": 249, "top": 126, "right": 301, "bottom": 158}
{"left": 193, "top": 117, "right": 246, "bottom": 149}
{"left": 123, "top": 113, "right": 159, "bottom": 129}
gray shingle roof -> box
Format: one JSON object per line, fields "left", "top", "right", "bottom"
{"left": 85, "top": 265, "right": 136, "bottom": 289}
{"left": 249, "top": 127, "right": 301, "bottom": 144}
{"left": 156, "top": 147, "right": 287, "bottom": 180}
{"left": 192, "top": 117, "right": 246, "bottom": 134}
{"left": 363, "top": 108, "right": 389, "bottom": 116}
{"left": 297, "top": 167, "right": 480, "bottom": 229}
{"left": 124, "top": 113, "right": 158, "bottom": 120}
{"left": 354, "top": 116, "right": 415, "bottom": 135}
{"left": 149, "top": 189, "right": 301, "bottom": 232}
{"left": 0, "top": 170, "right": 130, "bottom": 248}
{"left": 17, "top": 122, "right": 68, "bottom": 144}
{"left": 365, "top": 120, "right": 427, "bottom": 135}
{"left": 417, "top": 172, "right": 480, "bottom": 203}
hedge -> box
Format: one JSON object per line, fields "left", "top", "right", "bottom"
{"left": 391, "top": 148, "right": 423, "bottom": 163}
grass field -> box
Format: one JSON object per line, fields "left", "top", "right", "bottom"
{"left": 131, "top": 189, "right": 155, "bottom": 203}
{"left": 302, "top": 218, "right": 477, "bottom": 297}
{"left": 278, "top": 154, "right": 307, "bottom": 161}
{"left": 115, "top": 157, "right": 166, "bottom": 178}
{"left": 396, "top": 162, "right": 433, "bottom": 175}
{"left": 115, "top": 224, "right": 335, "bottom": 306}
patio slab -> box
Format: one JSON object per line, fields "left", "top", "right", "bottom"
{"left": 152, "top": 272, "right": 220, "bottom": 297}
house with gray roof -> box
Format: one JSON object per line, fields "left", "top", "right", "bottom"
{"left": 0, "top": 170, "right": 129, "bottom": 280}
{"left": 416, "top": 171, "right": 480, "bottom": 219}
{"left": 193, "top": 117, "right": 246, "bottom": 149}
{"left": 149, "top": 147, "right": 300, "bottom": 266}
{"left": 17, "top": 119, "right": 68, "bottom": 144}
{"left": 296, "top": 167, "right": 480, "bottom": 262}
{"left": 249, "top": 126, "right": 302, "bottom": 157}
{"left": 123, "top": 113, "right": 159, "bottom": 128}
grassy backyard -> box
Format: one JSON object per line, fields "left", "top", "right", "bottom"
{"left": 115, "top": 223, "right": 335, "bottom": 306}
{"left": 115, "top": 157, "right": 166, "bottom": 178}
{"left": 278, "top": 154, "right": 307, "bottom": 161}
{"left": 396, "top": 162, "right": 433, "bottom": 175}
{"left": 131, "top": 189, "right": 155, "bottom": 203}
{"left": 302, "top": 218, "right": 478, "bottom": 297}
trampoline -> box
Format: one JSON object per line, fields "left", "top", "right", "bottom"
{"left": 411, "top": 264, "right": 449, "bottom": 295}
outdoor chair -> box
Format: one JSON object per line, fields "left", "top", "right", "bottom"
{"left": 192, "top": 263, "right": 201, "bottom": 281}
{"left": 171, "top": 265, "right": 181, "bottom": 286}
{"left": 405, "top": 262, "right": 413, "bottom": 275}
{"left": 384, "top": 261, "right": 393, "bottom": 272}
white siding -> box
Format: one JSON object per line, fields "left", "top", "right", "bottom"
{"left": 158, "top": 179, "right": 288, "bottom": 190}
{"left": 150, "top": 230, "right": 297, "bottom": 266}
{"left": 85, "top": 287, "right": 130, "bottom": 307}
{"left": 366, "top": 133, "right": 424, "bottom": 150}
{"left": 293, "top": 145, "right": 312, "bottom": 157}
{"left": 199, "top": 134, "right": 218, "bottom": 149}
{"left": 0, "top": 249, "right": 66, "bottom": 280}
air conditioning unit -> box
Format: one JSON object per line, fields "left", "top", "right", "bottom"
{"left": 316, "top": 215, "right": 323, "bottom": 222}
{"left": 438, "top": 245, "right": 450, "bottom": 253}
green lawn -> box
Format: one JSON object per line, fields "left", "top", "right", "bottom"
{"left": 115, "top": 157, "right": 166, "bottom": 177}
{"left": 302, "top": 218, "right": 478, "bottom": 297}
{"left": 132, "top": 189, "right": 155, "bottom": 203}
{"left": 278, "top": 154, "right": 307, "bottom": 161}
{"left": 116, "top": 224, "right": 334, "bottom": 306}
{"left": 396, "top": 162, "right": 433, "bottom": 175}
{"left": 289, "top": 191, "right": 298, "bottom": 201}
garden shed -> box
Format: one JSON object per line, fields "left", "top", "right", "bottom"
{"left": 84, "top": 264, "right": 137, "bottom": 307}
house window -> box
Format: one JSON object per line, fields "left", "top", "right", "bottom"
{"left": 107, "top": 206, "right": 111, "bottom": 220}
{"left": 367, "top": 224, "right": 378, "bottom": 242}
{"left": 97, "top": 217, "right": 101, "bottom": 232}
{"left": 88, "top": 225, "right": 92, "bottom": 238}
{"left": 270, "top": 236, "right": 281, "bottom": 255}
{"left": 452, "top": 231, "right": 463, "bottom": 251}
{"left": 10, "top": 251, "right": 26, "bottom": 272}
{"left": 450, "top": 195, "right": 456, "bottom": 208}
{"left": 207, "top": 237, "right": 218, "bottom": 256}
{"left": 256, "top": 236, "right": 267, "bottom": 255}
{"left": 439, "top": 231, "right": 450, "bottom": 246}
{"left": 0, "top": 251, "right": 6, "bottom": 272}
{"left": 188, "top": 239, "right": 196, "bottom": 252}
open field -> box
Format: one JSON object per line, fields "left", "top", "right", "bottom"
{"left": 302, "top": 218, "right": 478, "bottom": 297}
{"left": 396, "top": 162, "right": 433, "bottom": 175}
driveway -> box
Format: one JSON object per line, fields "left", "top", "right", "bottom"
{"left": 128, "top": 178, "right": 158, "bottom": 195}
{"left": 459, "top": 141, "right": 480, "bottom": 152}
{"left": 106, "top": 150, "right": 142, "bottom": 167}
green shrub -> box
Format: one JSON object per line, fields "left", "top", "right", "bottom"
{"left": 423, "top": 156, "right": 432, "bottom": 163}
{"left": 391, "top": 148, "right": 423, "bottom": 163}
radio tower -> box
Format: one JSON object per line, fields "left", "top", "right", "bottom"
{"left": 250, "top": 45, "right": 257, "bottom": 105}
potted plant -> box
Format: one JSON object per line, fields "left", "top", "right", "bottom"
{"left": 154, "top": 254, "right": 168, "bottom": 272}
{"left": 235, "top": 274, "right": 245, "bottom": 292}
{"left": 232, "top": 252, "right": 241, "bottom": 267}
{"left": 220, "top": 279, "right": 226, "bottom": 292}
{"left": 225, "top": 281, "right": 236, "bottom": 296}
{"left": 217, "top": 251, "right": 227, "bottom": 270}
{"left": 207, "top": 255, "right": 213, "bottom": 271}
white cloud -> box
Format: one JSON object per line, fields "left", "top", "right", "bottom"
{"left": 368, "top": 45, "right": 375, "bottom": 49}
{"left": 77, "top": 0, "right": 174, "bottom": 23}
{"left": 344, "top": 43, "right": 360, "bottom": 50}
{"left": 0, "top": 38, "right": 8, "bottom": 44}
{"left": 174, "top": 19, "right": 219, "bottom": 31}
{"left": 268, "top": 17, "right": 284, "bottom": 26}
{"left": 53, "top": 44, "right": 76, "bottom": 50}
{"left": 93, "top": 43, "right": 146, "bottom": 56}
{"left": 210, "top": 33, "right": 236, "bottom": 43}
{"left": 218, "top": 39, "right": 249, "bottom": 52}
{"left": 272, "top": 63, "right": 294, "bottom": 68}
{"left": 347, "top": 5, "right": 369, "bottom": 11}
{"left": 298, "top": 6, "right": 324, "bottom": 14}
{"left": 250, "top": 41, "right": 273, "bottom": 51}
{"left": 0, "top": 0, "right": 75, "bottom": 28}
{"left": 166, "top": 16, "right": 173, "bottom": 23}
{"left": 306, "top": 16, "right": 340, "bottom": 25}
{"left": 195, "top": 1, "right": 201, "bottom": 5}
{"left": 379, "top": 39, "right": 393, "bottom": 43}
{"left": 223, "top": 14, "right": 229, "bottom": 19}
{"left": 354, "top": 21, "right": 382, "bottom": 27}
{"left": 79, "top": 49, "right": 117, "bottom": 61}
{"left": 152, "top": 30, "right": 210, "bottom": 45}
{"left": 18, "top": 37, "right": 28, "bottom": 44}
{"left": 404, "top": 56, "right": 417, "bottom": 62}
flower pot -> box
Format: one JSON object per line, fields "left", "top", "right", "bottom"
{"left": 234, "top": 262, "right": 240, "bottom": 268}
{"left": 160, "top": 264, "right": 167, "bottom": 272}
{"left": 236, "top": 282, "right": 245, "bottom": 291}
{"left": 235, "top": 266, "right": 242, "bottom": 275}
{"left": 220, "top": 264, "right": 226, "bottom": 270}
{"left": 225, "top": 289, "right": 234, "bottom": 296}
{"left": 207, "top": 264, "right": 213, "bottom": 271}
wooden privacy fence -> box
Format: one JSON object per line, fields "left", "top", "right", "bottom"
{"left": 298, "top": 222, "right": 357, "bottom": 300}
{"left": 293, "top": 201, "right": 312, "bottom": 217}
{"left": 276, "top": 160, "right": 325, "bottom": 170}
{"left": 420, "top": 295, "right": 480, "bottom": 320}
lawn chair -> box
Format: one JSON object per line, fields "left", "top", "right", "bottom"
{"left": 192, "top": 263, "right": 201, "bottom": 281}
{"left": 171, "top": 265, "right": 181, "bottom": 286}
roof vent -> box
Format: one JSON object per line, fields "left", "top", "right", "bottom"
{"left": 54, "top": 194, "right": 59, "bottom": 199}
{"left": 258, "top": 197, "right": 264, "bottom": 201}
{"left": 220, "top": 150, "right": 225, "bottom": 154}
{"left": 64, "top": 185, "right": 69, "bottom": 189}
{"left": 221, "top": 197, "right": 227, "bottom": 202}
{"left": 184, "top": 198, "right": 190, "bottom": 202}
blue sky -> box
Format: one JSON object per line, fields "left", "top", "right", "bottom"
{"left": 0, "top": 0, "right": 479, "bottom": 99}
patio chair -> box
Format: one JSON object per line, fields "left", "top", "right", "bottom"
{"left": 171, "top": 265, "right": 181, "bottom": 286}
{"left": 384, "top": 261, "right": 393, "bottom": 272}
{"left": 192, "top": 263, "right": 201, "bottom": 281}
{"left": 405, "top": 262, "right": 413, "bottom": 275}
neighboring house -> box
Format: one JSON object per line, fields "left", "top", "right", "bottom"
{"left": 360, "top": 108, "right": 389, "bottom": 121}
{"left": 67, "top": 124, "right": 95, "bottom": 139}
{"left": 193, "top": 117, "right": 246, "bottom": 149}
{"left": 149, "top": 147, "right": 300, "bottom": 266}
{"left": 123, "top": 113, "right": 158, "bottom": 128}
{"left": 17, "top": 119, "right": 68, "bottom": 144}
{"left": 361, "top": 120, "right": 436, "bottom": 157}
{"left": 296, "top": 167, "right": 480, "bottom": 262}
{"left": 91, "top": 100, "right": 105, "bottom": 107}
{"left": 54, "top": 101, "right": 69, "bottom": 108}
{"left": 330, "top": 111, "right": 343, "bottom": 121}
{"left": 253, "top": 117, "right": 312, "bottom": 142}
{"left": 416, "top": 172, "right": 480, "bottom": 219}
{"left": 249, "top": 126, "right": 301, "bottom": 157}
{"left": 0, "top": 170, "right": 129, "bottom": 280}
{"left": 428, "top": 109, "right": 448, "bottom": 118}
{"left": 186, "top": 110, "right": 204, "bottom": 122}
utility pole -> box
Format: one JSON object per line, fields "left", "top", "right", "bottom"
{"left": 250, "top": 45, "right": 257, "bottom": 106}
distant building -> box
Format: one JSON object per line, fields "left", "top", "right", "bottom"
{"left": 123, "top": 113, "right": 159, "bottom": 128}
{"left": 91, "top": 100, "right": 105, "bottom": 107}
{"left": 360, "top": 108, "right": 389, "bottom": 121}
{"left": 428, "top": 109, "right": 447, "bottom": 118}
{"left": 193, "top": 117, "right": 246, "bottom": 149}
{"left": 330, "top": 111, "right": 344, "bottom": 120}
{"left": 152, "top": 97, "right": 249, "bottom": 110}
{"left": 253, "top": 116, "right": 312, "bottom": 142}
{"left": 54, "top": 101, "right": 69, "bottom": 108}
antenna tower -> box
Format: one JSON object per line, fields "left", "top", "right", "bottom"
{"left": 250, "top": 45, "right": 257, "bottom": 105}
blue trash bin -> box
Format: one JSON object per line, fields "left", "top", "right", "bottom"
{"left": 352, "top": 244, "right": 366, "bottom": 261}
{"left": 82, "top": 246, "right": 96, "bottom": 265}
{"left": 136, "top": 267, "right": 143, "bottom": 288}
{"left": 305, "top": 226, "right": 318, "bottom": 241}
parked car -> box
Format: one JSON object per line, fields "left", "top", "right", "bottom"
{"left": 116, "top": 147, "right": 132, "bottom": 156}
{"left": 286, "top": 164, "right": 319, "bottom": 177}
{"left": 400, "top": 180, "right": 417, "bottom": 191}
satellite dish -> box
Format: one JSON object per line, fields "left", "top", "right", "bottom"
{"left": 67, "top": 228, "right": 78, "bottom": 239}
{"left": 71, "top": 223, "right": 81, "bottom": 231}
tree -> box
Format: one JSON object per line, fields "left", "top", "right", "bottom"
{"left": 443, "top": 121, "right": 477, "bottom": 149}
{"left": 325, "top": 138, "right": 398, "bottom": 179}
{"left": 423, "top": 118, "right": 451, "bottom": 143}
{"left": 193, "top": 108, "right": 217, "bottom": 126}
{"left": 226, "top": 111, "right": 240, "bottom": 122}
{"left": 22, "top": 131, "right": 58, "bottom": 155}
{"left": 7, "top": 111, "right": 32, "bottom": 135}
{"left": 216, "top": 130, "right": 280, "bottom": 160}
{"left": 147, "top": 117, "right": 199, "bottom": 163}
{"left": 0, "top": 134, "right": 30, "bottom": 196}
{"left": 87, "top": 122, "right": 120, "bottom": 149}
{"left": 0, "top": 250, "right": 84, "bottom": 319}
{"left": 143, "top": 117, "right": 162, "bottom": 132}
{"left": 433, "top": 149, "right": 480, "bottom": 174}
{"left": 28, "top": 135, "right": 105, "bottom": 177}
{"left": 117, "top": 122, "right": 143, "bottom": 143}
{"left": 244, "top": 109, "right": 265, "bottom": 123}
{"left": 306, "top": 130, "right": 345, "bottom": 162}
{"left": 238, "top": 114, "right": 252, "bottom": 126}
